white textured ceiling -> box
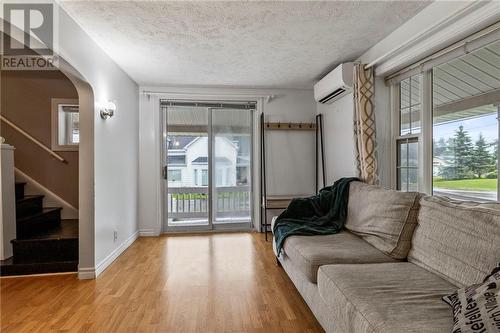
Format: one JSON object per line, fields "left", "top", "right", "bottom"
{"left": 60, "top": 1, "right": 430, "bottom": 88}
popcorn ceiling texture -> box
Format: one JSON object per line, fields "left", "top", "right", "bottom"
{"left": 60, "top": 1, "right": 430, "bottom": 88}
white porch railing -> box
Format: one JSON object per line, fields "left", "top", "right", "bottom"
{"left": 167, "top": 185, "right": 251, "bottom": 220}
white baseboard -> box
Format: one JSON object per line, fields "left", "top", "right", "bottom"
{"left": 15, "top": 168, "right": 78, "bottom": 220}
{"left": 95, "top": 230, "right": 139, "bottom": 277}
{"left": 78, "top": 267, "right": 95, "bottom": 280}
{"left": 139, "top": 228, "right": 161, "bottom": 237}
{"left": 78, "top": 230, "right": 139, "bottom": 279}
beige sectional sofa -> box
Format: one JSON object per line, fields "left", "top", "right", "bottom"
{"left": 272, "top": 181, "right": 500, "bottom": 333}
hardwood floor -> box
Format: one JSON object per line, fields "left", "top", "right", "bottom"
{"left": 1, "top": 233, "right": 323, "bottom": 333}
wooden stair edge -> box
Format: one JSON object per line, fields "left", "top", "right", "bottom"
{"left": 16, "top": 194, "right": 44, "bottom": 202}
{"left": 16, "top": 207, "right": 62, "bottom": 222}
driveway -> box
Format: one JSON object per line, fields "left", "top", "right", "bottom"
{"left": 433, "top": 188, "right": 497, "bottom": 202}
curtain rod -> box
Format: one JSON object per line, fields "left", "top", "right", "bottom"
{"left": 141, "top": 90, "right": 272, "bottom": 98}
{"left": 142, "top": 90, "right": 278, "bottom": 103}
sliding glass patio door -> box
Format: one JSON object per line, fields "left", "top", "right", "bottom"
{"left": 212, "top": 108, "right": 252, "bottom": 227}
{"left": 162, "top": 101, "right": 254, "bottom": 232}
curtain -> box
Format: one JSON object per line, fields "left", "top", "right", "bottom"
{"left": 353, "top": 64, "right": 379, "bottom": 185}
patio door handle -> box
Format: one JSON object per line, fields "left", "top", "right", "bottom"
{"left": 163, "top": 166, "right": 168, "bottom": 180}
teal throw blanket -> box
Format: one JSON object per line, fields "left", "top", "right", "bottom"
{"left": 273, "top": 177, "right": 358, "bottom": 256}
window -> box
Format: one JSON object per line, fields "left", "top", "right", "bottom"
{"left": 167, "top": 155, "right": 186, "bottom": 165}
{"left": 396, "top": 74, "right": 422, "bottom": 191}
{"left": 168, "top": 170, "right": 182, "bottom": 182}
{"left": 194, "top": 169, "right": 199, "bottom": 186}
{"left": 51, "top": 99, "right": 79, "bottom": 151}
{"left": 201, "top": 170, "right": 208, "bottom": 186}
{"left": 397, "top": 138, "right": 419, "bottom": 192}
{"left": 392, "top": 39, "right": 500, "bottom": 201}
{"left": 400, "top": 75, "right": 421, "bottom": 135}
{"left": 432, "top": 45, "right": 499, "bottom": 201}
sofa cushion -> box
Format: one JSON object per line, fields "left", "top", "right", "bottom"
{"left": 345, "top": 181, "right": 421, "bottom": 259}
{"left": 282, "top": 231, "right": 395, "bottom": 283}
{"left": 317, "top": 263, "right": 456, "bottom": 333}
{"left": 408, "top": 196, "right": 500, "bottom": 287}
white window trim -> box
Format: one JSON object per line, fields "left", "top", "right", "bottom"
{"left": 420, "top": 70, "right": 433, "bottom": 195}
{"left": 392, "top": 70, "right": 500, "bottom": 199}
{"left": 51, "top": 98, "right": 79, "bottom": 152}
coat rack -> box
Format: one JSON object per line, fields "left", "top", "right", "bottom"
{"left": 260, "top": 113, "right": 326, "bottom": 241}
{"left": 264, "top": 121, "right": 316, "bottom": 130}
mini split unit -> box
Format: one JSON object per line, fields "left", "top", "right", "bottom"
{"left": 314, "top": 62, "right": 353, "bottom": 104}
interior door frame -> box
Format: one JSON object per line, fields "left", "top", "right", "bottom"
{"left": 161, "top": 100, "right": 255, "bottom": 233}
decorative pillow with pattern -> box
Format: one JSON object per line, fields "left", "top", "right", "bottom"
{"left": 443, "top": 264, "right": 500, "bottom": 333}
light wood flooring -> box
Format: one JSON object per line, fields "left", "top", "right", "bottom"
{"left": 1, "top": 233, "right": 323, "bottom": 332}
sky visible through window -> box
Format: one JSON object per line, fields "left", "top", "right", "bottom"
{"left": 434, "top": 113, "right": 497, "bottom": 144}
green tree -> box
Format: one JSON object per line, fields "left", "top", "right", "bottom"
{"left": 437, "top": 137, "right": 457, "bottom": 180}
{"left": 434, "top": 137, "right": 448, "bottom": 157}
{"left": 453, "top": 125, "right": 474, "bottom": 179}
{"left": 471, "top": 134, "right": 494, "bottom": 178}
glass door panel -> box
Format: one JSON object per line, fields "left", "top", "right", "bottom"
{"left": 211, "top": 108, "right": 253, "bottom": 227}
{"left": 164, "top": 106, "right": 210, "bottom": 229}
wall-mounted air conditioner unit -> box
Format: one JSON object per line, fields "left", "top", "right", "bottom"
{"left": 314, "top": 62, "right": 353, "bottom": 104}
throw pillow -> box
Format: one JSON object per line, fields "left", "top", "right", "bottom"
{"left": 443, "top": 264, "right": 500, "bottom": 333}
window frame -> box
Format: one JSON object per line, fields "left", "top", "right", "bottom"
{"left": 392, "top": 73, "right": 428, "bottom": 193}
{"left": 389, "top": 30, "right": 500, "bottom": 200}
{"left": 396, "top": 137, "right": 419, "bottom": 192}
{"left": 392, "top": 70, "right": 499, "bottom": 199}
{"left": 51, "top": 98, "right": 79, "bottom": 152}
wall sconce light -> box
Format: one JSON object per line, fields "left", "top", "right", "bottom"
{"left": 100, "top": 101, "right": 116, "bottom": 119}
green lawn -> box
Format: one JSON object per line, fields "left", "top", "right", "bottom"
{"left": 433, "top": 178, "right": 498, "bottom": 192}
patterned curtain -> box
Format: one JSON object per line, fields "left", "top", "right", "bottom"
{"left": 353, "top": 64, "right": 379, "bottom": 185}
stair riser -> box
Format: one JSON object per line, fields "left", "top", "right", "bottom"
{"left": 17, "top": 210, "right": 61, "bottom": 239}
{"left": 16, "top": 197, "right": 44, "bottom": 218}
{"left": 0, "top": 261, "right": 78, "bottom": 276}
{"left": 12, "top": 239, "right": 78, "bottom": 264}
{"left": 15, "top": 183, "right": 25, "bottom": 201}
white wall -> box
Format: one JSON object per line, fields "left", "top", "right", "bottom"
{"left": 317, "top": 1, "right": 499, "bottom": 189}
{"left": 138, "top": 87, "right": 316, "bottom": 234}
{"left": 57, "top": 5, "right": 139, "bottom": 278}
{"left": 317, "top": 95, "right": 357, "bottom": 184}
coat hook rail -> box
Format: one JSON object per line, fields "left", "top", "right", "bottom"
{"left": 264, "top": 121, "right": 316, "bottom": 131}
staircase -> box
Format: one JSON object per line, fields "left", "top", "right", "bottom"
{"left": 0, "top": 182, "right": 78, "bottom": 276}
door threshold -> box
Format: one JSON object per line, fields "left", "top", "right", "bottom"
{"left": 161, "top": 228, "right": 253, "bottom": 235}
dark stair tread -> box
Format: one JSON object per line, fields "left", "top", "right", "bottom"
{"left": 16, "top": 207, "right": 62, "bottom": 223}
{"left": 0, "top": 257, "right": 77, "bottom": 276}
{"left": 16, "top": 194, "right": 44, "bottom": 203}
{"left": 12, "top": 220, "right": 78, "bottom": 241}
